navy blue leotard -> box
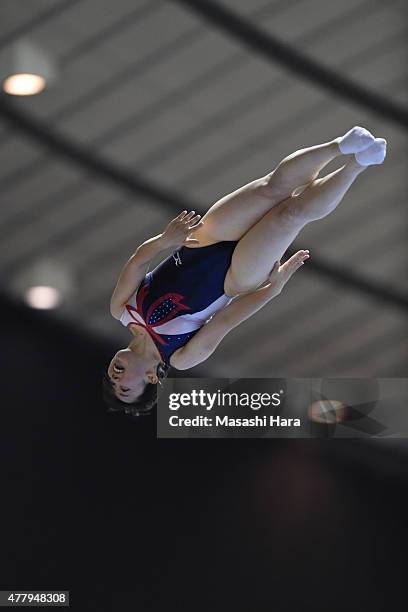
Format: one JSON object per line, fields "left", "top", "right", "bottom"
{"left": 119, "top": 240, "right": 239, "bottom": 366}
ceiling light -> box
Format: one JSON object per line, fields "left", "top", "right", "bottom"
{"left": 10, "top": 258, "right": 75, "bottom": 311}
{"left": 3, "top": 73, "right": 46, "bottom": 96}
{"left": 0, "top": 39, "right": 57, "bottom": 96}
{"left": 25, "top": 286, "right": 62, "bottom": 310}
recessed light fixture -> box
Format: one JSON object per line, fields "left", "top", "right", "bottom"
{"left": 25, "top": 285, "right": 62, "bottom": 310}
{"left": 3, "top": 73, "right": 46, "bottom": 96}
{"left": 0, "top": 39, "right": 56, "bottom": 96}
{"left": 11, "top": 258, "right": 75, "bottom": 311}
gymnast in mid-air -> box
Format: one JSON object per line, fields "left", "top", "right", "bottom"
{"left": 102, "top": 126, "right": 386, "bottom": 415}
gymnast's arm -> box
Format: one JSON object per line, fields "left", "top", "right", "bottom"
{"left": 110, "top": 210, "right": 203, "bottom": 318}
{"left": 172, "top": 250, "right": 309, "bottom": 370}
{"left": 171, "top": 284, "right": 281, "bottom": 369}
{"left": 110, "top": 234, "right": 169, "bottom": 318}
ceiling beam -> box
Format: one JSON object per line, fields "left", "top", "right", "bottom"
{"left": 174, "top": 0, "right": 408, "bottom": 129}
{"left": 0, "top": 0, "right": 82, "bottom": 51}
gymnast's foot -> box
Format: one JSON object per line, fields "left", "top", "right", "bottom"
{"left": 335, "top": 125, "right": 375, "bottom": 154}
{"left": 355, "top": 138, "right": 387, "bottom": 166}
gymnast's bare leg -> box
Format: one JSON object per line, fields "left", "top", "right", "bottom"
{"left": 186, "top": 126, "right": 386, "bottom": 296}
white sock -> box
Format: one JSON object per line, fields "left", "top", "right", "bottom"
{"left": 355, "top": 138, "right": 387, "bottom": 166}
{"left": 336, "top": 125, "right": 375, "bottom": 154}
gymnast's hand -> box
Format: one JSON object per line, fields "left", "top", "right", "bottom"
{"left": 160, "top": 210, "right": 204, "bottom": 248}
{"left": 267, "top": 250, "right": 310, "bottom": 294}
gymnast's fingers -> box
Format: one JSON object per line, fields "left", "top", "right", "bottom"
{"left": 175, "top": 210, "right": 188, "bottom": 219}
{"left": 185, "top": 212, "right": 200, "bottom": 223}
{"left": 285, "top": 250, "right": 310, "bottom": 277}
{"left": 183, "top": 210, "right": 197, "bottom": 222}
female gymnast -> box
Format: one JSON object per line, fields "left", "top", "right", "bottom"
{"left": 102, "top": 126, "right": 386, "bottom": 416}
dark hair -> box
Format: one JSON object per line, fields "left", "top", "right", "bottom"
{"left": 102, "top": 361, "right": 170, "bottom": 417}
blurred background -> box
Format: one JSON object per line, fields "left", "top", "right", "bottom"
{"left": 0, "top": 1, "right": 407, "bottom": 610}
{"left": 0, "top": 0, "right": 407, "bottom": 377}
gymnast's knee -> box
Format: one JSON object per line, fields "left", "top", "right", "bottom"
{"left": 224, "top": 267, "right": 263, "bottom": 297}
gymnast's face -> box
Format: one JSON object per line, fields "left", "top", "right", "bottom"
{"left": 107, "top": 348, "right": 158, "bottom": 403}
